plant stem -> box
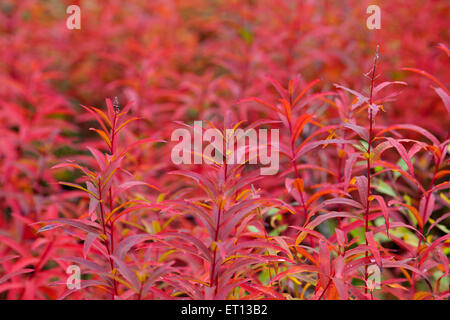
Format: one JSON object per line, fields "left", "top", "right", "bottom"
{"left": 410, "top": 149, "right": 442, "bottom": 298}
{"left": 105, "top": 106, "right": 119, "bottom": 298}
{"left": 318, "top": 278, "right": 332, "bottom": 300}
{"left": 287, "top": 96, "right": 308, "bottom": 218}
{"left": 364, "top": 45, "right": 379, "bottom": 296}
{"left": 210, "top": 162, "right": 227, "bottom": 298}
{"left": 98, "top": 181, "right": 118, "bottom": 298}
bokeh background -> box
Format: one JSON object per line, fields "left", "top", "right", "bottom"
{"left": 0, "top": 0, "right": 448, "bottom": 299}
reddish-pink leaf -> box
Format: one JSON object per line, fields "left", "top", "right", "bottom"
{"left": 434, "top": 87, "right": 450, "bottom": 114}
{"left": 87, "top": 146, "right": 106, "bottom": 171}
{"left": 365, "top": 231, "right": 382, "bottom": 269}
{"left": 372, "top": 195, "right": 390, "bottom": 236}
{"left": 343, "top": 122, "right": 369, "bottom": 141}
{"left": 419, "top": 194, "right": 435, "bottom": 224}
{"left": 386, "top": 137, "right": 414, "bottom": 175}
{"left": 0, "top": 269, "right": 34, "bottom": 285}
{"left": 37, "top": 218, "right": 101, "bottom": 235}
{"left": 355, "top": 176, "right": 368, "bottom": 207}
{"left": 83, "top": 233, "right": 98, "bottom": 259}
{"left": 111, "top": 256, "right": 140, "bottom": 292}
{"left": 372, "top": 81, "right": 407, "bottom": 97}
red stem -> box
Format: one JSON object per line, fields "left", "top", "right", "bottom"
{"left": 364, "top": 46, "right": 378, "bottom": 296}
{"left": 106, "top": 109, "right": 119, "bottom": 297}
{"left": 98, "top": 181, "right": 118, "bottom": 298}
{"left": 287, "top": 94, "right": 308, "bottom": 217}
{"left": 410, "top": 150, "right": 442, "bottom": 298}
{"left": 210, "top": 162, "right": 227, "bottom": 298}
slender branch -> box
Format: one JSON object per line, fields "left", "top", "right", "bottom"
{"left": 364, "top": 45, "right": 379, "bottom": 296}
{"left": 98, "top": 181, "right": 118, "bottom": 298}
{"left": 410, "top": 148, "right": 442, "bottom": 298}
{"left": 287, "top": 93, "right": 308, "bottom": 218}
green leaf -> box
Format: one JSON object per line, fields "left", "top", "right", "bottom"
{"left": 375, "top": 180, "right": 396, "bottom": 197}
{"left": 247, "top": 225, "right": 260, "bottom": 233}
{"left": 269, "top": 224, "right": 287, "bottom": 237}
{"left": 389, "top": 227, "right": 419, "bottom": 246}
{"left": 239, "top": 27, "right": 253, "bottom": 45}
{"left": 394, "top": 158, "right": 415, "bottom": 179}
{"left": 348, "top": 219, "right": 365, "bottom": 244}
{"left": 258, "top": 268, "right": 271, "bottom": 285}
{"left": 428, "top": 219, "right": 450, "bottom": 234}
{"left": 403, "top": 194, "right": 412, "bottom": 205}
{"left": 374, "top": 166, "right": 384, "bottom": 172}
{"left": 267, "top": 208, "right": 280, "bottom": 216}
{"left": 374, "top": 217, "right": 390, "bottom": 242}
{"left": 353, "top": 140, "right": 368, "bottom": 153}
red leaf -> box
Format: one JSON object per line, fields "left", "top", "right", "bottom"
{"left": 87, "top": 146, "right": 106, "bottom": 171}
{"left": 419, "top": 194, "right": 435, "bottom": 224}
{"left": 111, "top": 256, "right": 140, "bottom": 292}
{"left": 372, "top": 195, "right": 390, "bottom": 236}
{"left": 355, "top": 176, "right": 368, "bottom": 207}
{"left": 343, "top": 122, "right": 369, "bottom": 141}
{"left": 37, "top": 218, "right": 101, "bottom": 235}
{"left": 0, "top": 269, "right": 34, "bottom": 285}
{"left": 434, "top": 87, "right": 450, "bottom": 114}
{"left": 365, "top": 231, "right": 382, "bottom": 269}
{"left": 319, "top": 240, "right": 331, "bottom": 288}
{"left": 386, "top": 137, "right": 414, "bottom": 175}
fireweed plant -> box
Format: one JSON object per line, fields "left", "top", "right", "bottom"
{"left": 0, "top": 1, "right": 449, "bottom": 300}
{"left": 32, "top": 47, "right": 449, "bottom": 300}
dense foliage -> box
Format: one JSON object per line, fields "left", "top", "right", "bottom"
{"left": 0, "top": 0, "right": 448, "bottom": 300}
